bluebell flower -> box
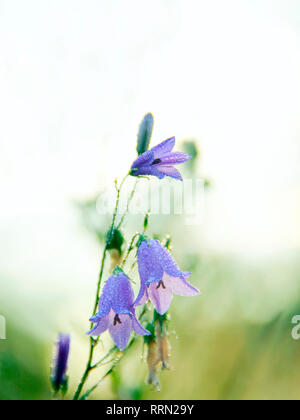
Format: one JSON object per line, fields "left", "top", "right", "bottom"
{"left": 51, "top": 333, "right": 70, "bottom": 393}
{"left": 135, "top": 239, "right": 200, "bottom": 315}
{"left": 130, "top": 137, "right": 191, "bottom": 181}
{"left": 88, "top": 270, "right": 150, "bottom": 350}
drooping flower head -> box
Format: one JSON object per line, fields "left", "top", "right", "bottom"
{"left": 135, "top": 239, "right": 200, "bottom": 315}
{"left": 51, "top": 333, "right": 70, "bottom": 393}
{"left": 88, "top": 269, "right": 150, "bottom": 350}
{"left": 130, "top": 137, "right": 191, "bottom": 181}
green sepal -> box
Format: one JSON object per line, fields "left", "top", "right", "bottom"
{"left": 112, "top": 265, "right": 124, "bottom": 276}
{"left": 136, "top": 234, "right": 149, "bottom": 248}
{"left": 144, "top": 323, "right": 156, "bottom": 344}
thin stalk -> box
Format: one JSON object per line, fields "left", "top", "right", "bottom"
{"left": 79, "top": 336, "right": 136, "bottom": 400}
{"left": 73, "top": 174, "right": 138, "bottom": 400}
{"left": 121, "top": 232, "right": 140, "bottom": 269}
{"left": 116, "top": 178, "right": 138, "bottom": 229}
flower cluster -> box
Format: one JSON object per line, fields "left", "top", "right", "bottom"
{"left": 52, "top": 121, "right": 202, "bottom": 400}
{"left": 89, "top": 238, "right": 199, "bottom": 349}
{"left": 89, "top": 133, "right": 200, "bottom": 351}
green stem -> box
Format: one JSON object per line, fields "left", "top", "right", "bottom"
{"left": 79, "top": 335, "right": 136, "bottom": 400}
{"left": 121, "top": 232, "right": 140, "bottom": 269}
{"left": 117, "top": 178, "right": 138, "bottom": 229}
{"left": 90, "top": 346, "right": 118, "bottom": 371}
{"left": 73, "top": 174, "right": 140, "bottom": 401}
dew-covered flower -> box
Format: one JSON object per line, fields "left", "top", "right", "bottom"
{"left": 130, "top": 137, "right": 191, "bottom": 181}
{"left": 88, "top": 270, "right": 150, "bottom": 350}
{"left": 135, "top": 239, "right": 200, "bottom": 314}
{"left": 51, "top": 333, "right": 70, "bottom": 393}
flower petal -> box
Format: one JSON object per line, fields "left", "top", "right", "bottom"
{"left": 148, "top": 282, "right": 173, "bottom": 315}
{"left": 157, "top": 165, "right": 183, "bottom": 181}
{"left": 152, "top": 137, "right": 175, "bottom": 158}
{"left": 163, "top": 273, "right": 200, "bottom": 296}
{"left": 87, "top": 312, "right": 111, "bottom": 336}
{"left": 152, "top": 240, "right": 185, "bottom": 278}
{"left": 109, "top": 273, "right": 135, "bottom": 315}
{"left": 95, "top": 290, "right": 112, "bottom": 319}
{"left": 138, "top": 240, "right": 164, "bottom": 285}
{"left": 131, "top": 150, "right": 154, "bottom": 170}
{"left": 132, "top": 316, "right": 150, "bottom": 336}
{"left": 132, "top": 165, "right": 165, "bottom": 178}
{"left": 108, "top": 314, "right": 132, "bottom": 350}
{"left": 159, "top": 152, "right": 191, "bottom": 165}
{"left": 134, "top": 285, "right": 149, "bottom": 307}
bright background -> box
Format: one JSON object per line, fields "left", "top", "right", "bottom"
{"left": 0, "top": 0, "right": 300, "bottom": 400}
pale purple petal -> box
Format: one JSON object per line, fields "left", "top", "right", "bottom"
{"left": 152, "top": 137, "right": 175, "bottom": 158}
{"left": 87, "top": 311, "right": 111, "bottom": 336}
{"left": 148, "top": 282, "right": 173, "bottom": 315}
{"left": 159, "top": 152, "right": 191, "bottom": 165}
{"left": 108, "top": 314, "right": 132, "bottom": 350}
{"left": 132, "top": 316, "right": 150, "bottom": 336}
{"left": 163, "top": 274, "right": 200, "bottom": 296}
{"left": 134, "top": 285, "right": 149, "bottom": 307}
{"left": 157, "top": 166, "right": 183, "bottom": 181}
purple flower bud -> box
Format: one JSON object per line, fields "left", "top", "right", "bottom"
{"left": 135, "top": 239, "right": 200, "bottom": 314}
{"left": 88, "top": 270, "right": 150, "bottom": 350}
{"left": 51, "top": 333, "right": 70, "bottom": 393}
{"left": 130, "top": 137, "right": 191, "bottom": 181}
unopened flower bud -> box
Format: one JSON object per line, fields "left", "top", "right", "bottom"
{"left": 156, "top": 321, "right": 171, "bottom": 370}
{"left": 146, "top": 340, "right": 161, "bottom": 392}
{"left": 143, "top": 212, "right": 149, "bottom": 231}
{"left": 144, "top": 323, "right": 160, "bottom": 391}
{"left": 109, "top": 248, "right": 122, "bottom": 273}
{"left": 137, "top": 113, "right": 154, "bottom": 156}
{"left": 51, "top": 333, "right": 70, "bottom": 394}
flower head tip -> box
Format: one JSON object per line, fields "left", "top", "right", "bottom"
{"left": 51, "top": 333, "right": 70, "bottom": 393}
{"left": 130, "top": 137, "right": 191, "bottom": 181}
